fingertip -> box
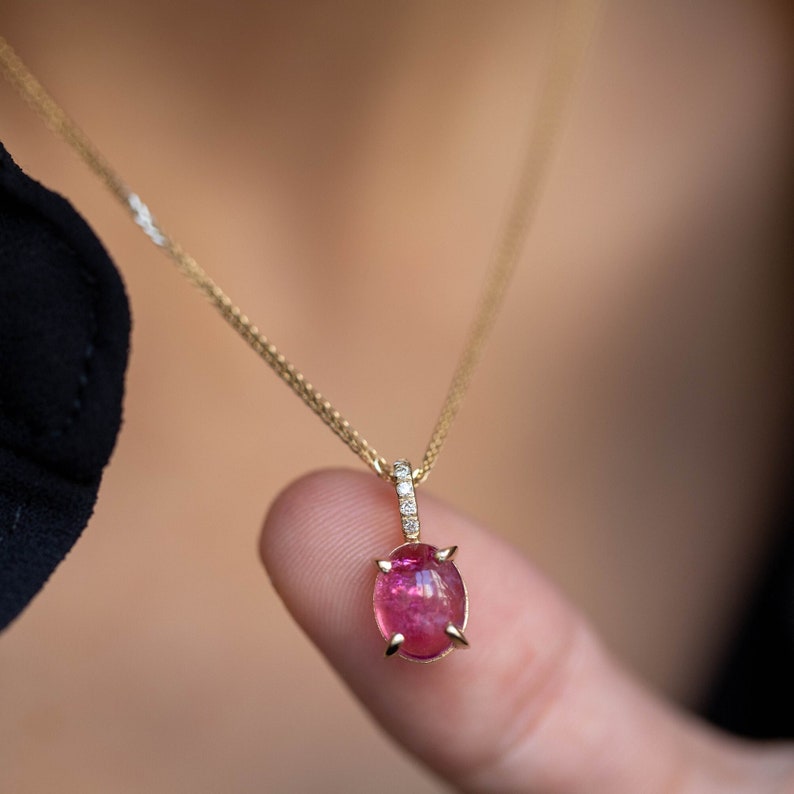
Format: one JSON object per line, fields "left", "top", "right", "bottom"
{"left": 258, "top": 468, "right": 585, "bottom": 786}
{"left": 257, "top": 469, "right": 754, "bottom": 794}
{"left": 260, "top": 468, "right": 397, "bottom": 640}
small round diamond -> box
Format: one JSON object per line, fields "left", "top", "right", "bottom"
{"left": 402, "top": 517, "right": 419, "bottom": 534}
{"left": 393, "top": 462, "right": 411, "bottom": 479}
{"left": 396, "top": 481, "right": 412, "bottom": 497}
{"left": 399, "top": 500, "right": 416, "bottom": 516}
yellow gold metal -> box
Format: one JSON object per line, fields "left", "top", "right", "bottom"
{"left": 0, "top": 2, "right": 599, "bottom": 486}
{"left": 374, "top": 559, "right": 392, "bottom": 574}
{"left": 434, "top": 546, "right": 457, "bottom": 563}
{"left": 445, "top": 623, "right": 469, "bottom": 648}
{"left": 385, "top": 633, "right": 405, "bottom": 657}
{"left": 393, "top": 459, "right": 421, "bottom": 542}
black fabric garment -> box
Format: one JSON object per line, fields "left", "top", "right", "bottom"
{"left": 0, "top": 142, "right": 130, "bottom": 631}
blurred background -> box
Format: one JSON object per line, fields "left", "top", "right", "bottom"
{"left": 0, "top": 2, "right": 792, "bottom": 792}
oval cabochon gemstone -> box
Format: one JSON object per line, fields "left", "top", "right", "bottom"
{"left": 373, "top": 542, "right": 467, "bottom": 662}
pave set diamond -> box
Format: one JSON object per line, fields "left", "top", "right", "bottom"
{"left": 393, "top": 459, "right": 420, "bottom": 541}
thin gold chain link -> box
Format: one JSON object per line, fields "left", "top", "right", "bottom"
{"left": 0, "top": 2, "right": 598, "bottom": 486}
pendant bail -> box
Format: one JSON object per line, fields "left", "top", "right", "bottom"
{"left": 393, "top": 459, "right": 420, "bottom": 542}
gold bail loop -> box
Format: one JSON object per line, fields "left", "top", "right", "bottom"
{"left": 392, "top": 459, "right": 420, "bottom": 542}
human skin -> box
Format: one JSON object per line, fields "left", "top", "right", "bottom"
{"left": 1, "top": 1, "right": 792, "bottom": 791}
{"left": 261, "top": 469, "right": 794, "bottom": 792}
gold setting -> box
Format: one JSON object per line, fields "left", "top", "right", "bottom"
{"left": 371, "top": 461, "right": 470, "bottom": 663}
{"left": 375, "top": 540, "right": 470, "bottom": 664}
{"left": 393, "top": 459, "right": 420, "bottom": 543}
{"left": 445, "top": 623, "right": 469, "bottom": 648}
{"left": 434, "top": 546, "right": 457, "bottom": 563}
{"left": 385, "top": 633, "right": 405, "bottom": 657}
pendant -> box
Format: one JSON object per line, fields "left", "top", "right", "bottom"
{"left": 372, "top": 460, "right": 469, "bottom": 662}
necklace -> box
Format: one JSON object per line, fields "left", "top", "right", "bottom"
{"left": 0, "top": 3, "right": 597, "bottom": 662}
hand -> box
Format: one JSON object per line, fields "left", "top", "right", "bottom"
{"left": 260, "top": 470, "right": 794, "bottom": 793}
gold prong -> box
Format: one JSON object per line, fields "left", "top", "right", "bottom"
{"left": 385, "top": 633, "right": 405, "bottom": 657}
{"left": 374, "top": 559, "right": 392, "bottom": 574}
{"left": 445, "top": 623, "right": 469, "bottom": 648}
{"left": 434, "top": 546, "right": 458, "bottom": 563}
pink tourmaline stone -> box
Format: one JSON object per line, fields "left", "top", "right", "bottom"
{"left": 373, "top": 542, "right": 467, "bottom": 661}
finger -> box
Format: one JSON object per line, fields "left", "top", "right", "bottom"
{"left": 260, "top": 470, "right": 793, "bottom": 793}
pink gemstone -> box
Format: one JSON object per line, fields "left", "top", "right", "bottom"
{"left": 373, "top": 543, "right": 467, "bottom": 662}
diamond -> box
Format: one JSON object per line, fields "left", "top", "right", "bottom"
{"left": 401, "top": 517, "right": 419, "bottom": 534}
{"left": 399, "top": 500, "right": 416, "bottom": 516}
{"left": 396, "top": 481, "right": 412, "bottom": 497}
{"left": 393, "top": 462, "right": 411, "bottom": 479}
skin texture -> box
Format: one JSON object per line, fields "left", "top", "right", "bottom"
{"left": 0, "top": 1, "right": 792, "bottom": 790}
{"left": 261, "top": 469, "right": 794, "bottom": 793}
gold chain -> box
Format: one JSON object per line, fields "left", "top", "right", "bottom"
{"left": 0, "top": 3, "right": 597, "bottom": 486}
